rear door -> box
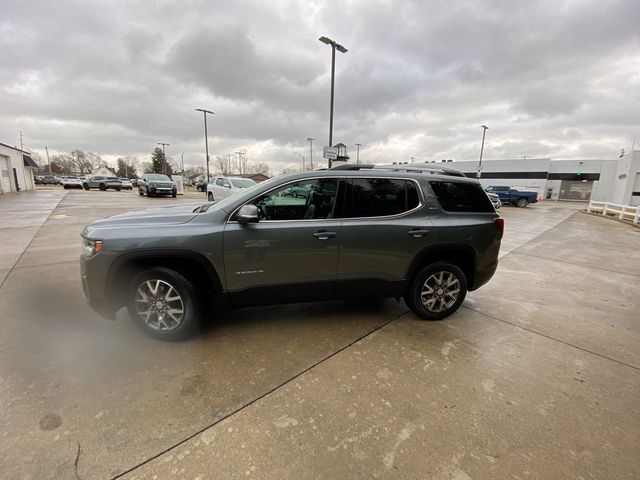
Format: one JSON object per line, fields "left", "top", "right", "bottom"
{"left": 336, "top": 177, "right": 432, "bottom": 297}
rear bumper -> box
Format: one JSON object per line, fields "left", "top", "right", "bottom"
{"left": 470, "top": 260, "right": 498, "bottom": 291}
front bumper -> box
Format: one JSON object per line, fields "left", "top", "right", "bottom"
{"left": 80, "top": 254, "right": 119, "bottom": 320}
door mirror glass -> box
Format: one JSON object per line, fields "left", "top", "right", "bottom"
{"left": 237, "top": 204, "right": 259, "bottom": 223}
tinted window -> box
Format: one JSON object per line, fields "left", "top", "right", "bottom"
{"left": 215, "top": 178, "right": 223, "bottom": 186}
{"left": 430, "top": 181, "right": 494, "bottom": 212}
{"left": 346, "top": 179, "right": 420, "bottom": 218}
{"left": 230, "top": 178, "right": 256, "bottom": 188}
{"left": 252, "top": 178, "right": 339, "bottom": 221}
{"left": 147, "top": 174, "right": 171, "bottom": 181}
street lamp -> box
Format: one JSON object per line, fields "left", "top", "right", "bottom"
{"left": 195, "top": 108, "right": 214, "bottom": 183}
{"left": 476, "top": 125, "right": 489, "bottom": 179}
{"left": 355, "top": 143, "right": 362, "bottom": 164}
{"left": 319, "top": 35, "right": 348, "bottom": 168}
{"left": 306, "top": 137, "right": 315, "bottom": 170}
{"left": 157, "top": 142, "right": 170, "bottom": 174}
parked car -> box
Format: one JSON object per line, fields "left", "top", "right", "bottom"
{"left": 485, "top": 186, "right": 538, "bottom": 207}
{"left": 486, "top": 192, "right": 501, "bottom": 210}
{"left": 39, "top": 175, "right": 57, "bottom": 185}
{"left": 119, "top": 178, "right": 133, "bottom": 190}
{"left": 83, "top": 176, "right": 123, "bottom": 191}
{"left": 282, "top": 184, "right": 311, "bottom": 198}
{"left": 195, "top": 179, "right": 208, "bottom": 192}
{"left": 138, "top": 173, "right": 177, "bottom": 197}
{"left": 61, "top": 175, "right": 83, "bottom": 189}
{"left": 81, "top": 165, "right": 503, "bottom": 340}
{"left": 206, "top": 176, "right": 257, "bottom": 202}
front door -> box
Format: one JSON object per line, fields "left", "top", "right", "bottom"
{"left": 223, "top": 177, "right": 343, "bottom": 306}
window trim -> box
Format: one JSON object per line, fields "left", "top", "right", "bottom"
{"left": 227, "top": 176, "right": 344, "bottom": 223}
{"left": 341, "top": 176, "right": 425, "bottom": 221}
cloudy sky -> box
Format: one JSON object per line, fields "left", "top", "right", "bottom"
{"left": 1, "top": 0, "right": 639, "bottom": 172}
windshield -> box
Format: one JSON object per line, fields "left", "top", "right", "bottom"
{"left": 230, "top": 178, "right": 257, "bottom": 188}
{"left": 147, "top": 174, "right": 171, "bottom": 181}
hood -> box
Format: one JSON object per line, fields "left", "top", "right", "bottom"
{"left": 87, "top": 203, "right": 203, "bottom": 228}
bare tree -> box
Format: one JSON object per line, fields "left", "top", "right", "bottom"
{"left": 246, "top": 161, "right": 270, "bottom": 177}
{"left": 215, "top": 155, "right": 231, "bottom": 175}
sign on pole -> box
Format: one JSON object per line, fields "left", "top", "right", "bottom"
{"left": 323, "top": 146, "right": 338, "bottom": 160}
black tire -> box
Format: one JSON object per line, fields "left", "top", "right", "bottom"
{"left": 83, "top": 184, "right": 89, "bottom": 190}
{"left": 404, "top": 262, "right": 467, "bottom": 320}
{"left": 138, "top": 189, "right": 144, "bottom": 196}
{"left": 208, "top": 192, "right": 214, "bottom": 202}
{"left": 127, "top": 267, "right": 200, "bottom": 341}
{"left": 99, "top": 184, "right": 106, "bottom": 191}
{"left": 516, "top": 198, "right": 529, "bottom": 208}
{"left": 63, "top": 185, "right": 68, "bottom": 189}
{"left": 115, "top": 188, "right": 121, "bottom": 192}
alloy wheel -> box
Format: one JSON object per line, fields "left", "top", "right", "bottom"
{"left": 420, "top": 271, "right": 460, "bottom": 313}
{"left": 134, "top": 279, "right": 184, "bottom": 331}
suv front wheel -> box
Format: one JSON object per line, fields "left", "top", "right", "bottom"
{"left": 405, "top": 262, "right": 467, "bottom": 320}
{"left": 127, "top": 267, "right": 199, "bottom": 340}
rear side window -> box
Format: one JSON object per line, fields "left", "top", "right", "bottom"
{"left": 345, "top": 178, "right": 421, "bottom": 218}
{"left": 429, "top": 181, "right": 494, "bottom": 212}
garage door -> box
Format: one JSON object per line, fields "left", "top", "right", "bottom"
{"left": 0, "top": 156, "right": 11, "bottom": 193}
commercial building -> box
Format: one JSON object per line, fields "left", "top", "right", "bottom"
{"left": 389, "top": 151, "right": 640, "bottom": 205}
{"left": 0, "top": 142, "right": 38, "bottom": 194}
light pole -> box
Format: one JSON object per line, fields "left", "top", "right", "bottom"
{"left": 355, "top": 143, "right": 362, "bottom": 164}
{"left": 195, "top": 108, "right": 214, "bottom": 183}
{"left": 45, "top": 146, "right": 51, "bottom": 174}
{"left": 477, "top": 125, "right": 489, "bottom": 179}
{"left": 319, "top": 36, "right": 348, "bottom": 168}
{"left": 157, "top": 142, "right": 170, "bottom": 174}
{"left": 306, "top": 137, "right": 315, "bottom": 170}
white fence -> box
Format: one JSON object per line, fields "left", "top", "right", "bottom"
{"left": 587, "top": 200, "right": 640, "bottom": 225}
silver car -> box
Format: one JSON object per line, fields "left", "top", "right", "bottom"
{"left": 206, "top": 176, "right": 257, "bottom": 202}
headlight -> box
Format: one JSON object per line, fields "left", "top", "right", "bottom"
{"left": 82, "top": 238, "right": 103, "bottom": 257}
{"left": 150, "top": 182, "right": 157, "bottom": 187}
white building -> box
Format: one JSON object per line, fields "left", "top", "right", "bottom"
{"left": 388, "top": 152, "right": 640, "bottom": 205}
{"left": 0, "top": 142, "right": 38, "bottom": 194}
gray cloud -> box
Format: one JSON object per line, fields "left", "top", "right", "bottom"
{"left": 1, "top": 0, "right": 638, "bottom": 173}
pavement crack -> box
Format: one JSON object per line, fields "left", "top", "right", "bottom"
{"left": 111, "top": 309, "right": 409, "bottom": 479}
{"left": 74, "top": 441, "right": 82, "bottom": 480}
{"left": 462, "top": 304, "right": 640, "bottom": 371}
{"left": 510, "top": 250, "right": 640, "bottom": 278}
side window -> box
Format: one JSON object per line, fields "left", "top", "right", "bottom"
{"left": 346, "top": 178, "right": 420, "bottom": 218}
{"left": 215, "top": 178, "right": 223, "bottom": 186}
{"left": 429, "top": 181, "right": 494, "bottom": 213}
{"left": 252, "top": 178, "right": 340, "bottom": 221}
{"left": 223, "top": 178, "right": 231, "bottom": 187}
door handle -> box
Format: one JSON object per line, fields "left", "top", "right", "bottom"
{"left": 313, "top": 231, "right": 336, "bottom": 240}
{"left": 408, "top": 229, "right": 430, "bottom": 238}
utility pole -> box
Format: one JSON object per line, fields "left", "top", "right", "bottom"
{"left": 20, "top": 131, "right": 23, "bottom": 151}
{"left": 157, "top": 142, "right": 170, "bottom": 174}
{"left": 355, "top": 143, "right": 362, "bottom": 164}
{"left": 410, "top": 156, "right": 415, "bottom": 164}
{"left": 306, "top": 137, "right": 315, "bottom": 170}
{"left": 477, "top": 125, "right": 489, "bottom": 179}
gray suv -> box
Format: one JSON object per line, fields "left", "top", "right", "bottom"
{"left": 81, "top": 165, "right": 503, "bottom": 340}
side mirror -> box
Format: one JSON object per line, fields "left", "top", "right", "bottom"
{"left": 237, "top": 204, "right": 259, "bottom": 223}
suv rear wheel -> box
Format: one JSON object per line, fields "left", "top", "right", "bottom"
{"left": 208, "top": 192, "right": 214, "bottom": 201}
{"left": 127, "top": 267, "right": 199, "bottom": 340}
{"left": 405, "top": 262, "right": 467, "bottom": 320}
{"left": 515, "top": 198, "right": 529, "bottom": 208}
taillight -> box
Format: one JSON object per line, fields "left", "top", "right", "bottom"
{"left": 494, "top": 217, "right": 504, "bottom": 240}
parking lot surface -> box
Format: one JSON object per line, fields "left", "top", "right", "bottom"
{"left": 0, "top": 189, "right": 638, "bottom": 479}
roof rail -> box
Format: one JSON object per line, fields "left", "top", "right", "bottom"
{"left": 328, "top": 163, "right": 466, "bottom": 177}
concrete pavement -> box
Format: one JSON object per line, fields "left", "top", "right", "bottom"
{"left": 0, "top": 191, "right": 638, "bottom": 479}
